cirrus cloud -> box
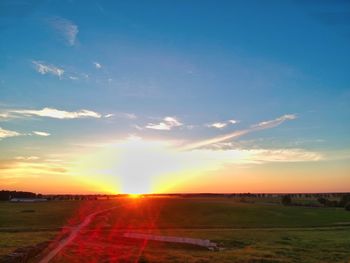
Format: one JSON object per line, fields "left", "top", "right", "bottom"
{"left": 207, "top": 122, "right": 227, "bottom": 129}
{"left": 32, "top": 61, "right": 64, "bottom": 78}
{"left": 0, "top": 127, "right": 22, "bottom": 139}
{"left": 146, "top": 117, "right": 183, "bottom": 131}
{"left": 206, "top": 119, "right": 239, "bottom": 129}
{"left": 93, "top": 62, "right": 102, "bottom": 69}
{"left": 49, "top": 17, "right": 78, "bottom": 46}
{"left": 33, "top": 131, "right": 51, "bottom": 137}
{"left": 253, "top": 114, "right": 297, "bottom": 129}
{"left": 9, "top": 107, "right": 102, "bottom": 119}
{"left": 182, "top": 114, "right": 297, "bottom": 150}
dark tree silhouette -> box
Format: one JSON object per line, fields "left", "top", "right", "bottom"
{"left": 317, "top": 197, "right": 328, "bottom": 205}
{"left": 281, "top": 195, "right": 292, "bottom": 206}
{"left": 0, "top": 190, "right": 37, "bottom": 201}
{"left": 339, "top": 194, "right": 350, "bottom": 207}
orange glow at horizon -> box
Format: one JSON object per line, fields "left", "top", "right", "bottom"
{"left": 1, "top": 137, "right": 349, "bottom": 194}
{"left": 128, "top": 193, "right": 142, "bottom": 198}
{"left": 71, "top": 136, "right": 217, "bottom": 194}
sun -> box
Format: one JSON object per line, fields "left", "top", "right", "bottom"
{"left": 72, "top": 136, "right": 219, "bottom": 195}
{"left": 73, "top": 137, "right": 186, "bottom": 194}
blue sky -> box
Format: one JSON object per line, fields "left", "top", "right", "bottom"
{"left": 0, "top": 0, "right": 349, "bottom": 194}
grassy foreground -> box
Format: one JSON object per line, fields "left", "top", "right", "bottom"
{"left": 0, "top": 197, "right": 350, "bottom": 262}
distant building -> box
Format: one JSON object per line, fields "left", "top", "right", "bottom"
{"left": 10, "top": 198, "right": 48, "bottom": 202}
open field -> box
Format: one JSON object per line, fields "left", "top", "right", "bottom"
{"left": 1, "top": 197, "right": 350, "bottom": 262}
{"left": 51, "top": 227, "right": 350, "bottom": 263}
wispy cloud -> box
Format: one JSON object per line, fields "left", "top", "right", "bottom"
{"left": 0, "top": 113, "right": 10, "bottom": 119}
{"left": 93, "top": 62, "right": 102, "bottom": 69}
{"left": 33, "top": 131, "right": 51, "bottom": 137}
{"left": 207, "top": 122, "right": 227, "bottom": 129}
{"left": 0, "top": 128, "right": 53, "bottom": 140}
{"left": 0, "top": 158, "right": 68, "bottom": 181}
{"left": 9, "top": 107, "right": 102, "bottom": 119}
{"left": 104, "top": 112, "right": 137, "bottom": 119}
{"left": 244, "top": 148, "right": 323, "bottom": 163}
{"left": 187, "top": 148, "right": 323, "bottom": 166}
{"left": 146, "top": 117, "right": 183, "bottom": 131}
{"left": 182, "top": 114, "right": 297, "bottom": 150}
{"left": 50, "top": 17, "right": 78, "bottom": 46}
{"left": 0, "top": 127, "right": 21, "bottom": 139}
{"left": 1, "top": 108, "right": 134, "bottom": 121}
{"left": 228, "top": 119, "right": 238, "bottom": 124}
{"left": 15, "top": 156, "right": 39, "bottom": 160}
{"left": 252, "top": 114, "right": 296, "bottom": 129}
{"left": 206, "top": 119, "right": 239, "bottom": 129}
{"left": 32, "top": 61, "right": 64, "bottom": 78}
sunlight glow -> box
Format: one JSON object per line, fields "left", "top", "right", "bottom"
{"left": 128, "top": 193, "right": 142, "bottom": 198}
{"left": 67, "top": 136, "right": 324, "bottom": 194}
{"left": 72, "top": 136, "right": 219, "bottom": 194}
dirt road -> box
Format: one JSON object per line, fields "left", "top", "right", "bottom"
{"left": 38, "top": 206, "right": 119, "bottom": 263}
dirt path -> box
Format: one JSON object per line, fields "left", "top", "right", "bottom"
{"left": 38, "top": 206, "right": 119, "bottom": 263}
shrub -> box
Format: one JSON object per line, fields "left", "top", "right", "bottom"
{"left": 281, "top": 195, "right": 292, "bottom": 206}
{"left": 345, "top": 202, "right": 350, "bottom": 211}
{"left": 317, "top": 197, "right": 328, "bottom": 205}
{"left": 339, "top": 194, "right": 350, "bottom": 207}
{"left": 325, "top": 200, "right": 339, "bottom": 207}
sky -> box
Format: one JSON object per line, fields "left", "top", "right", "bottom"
{"left": 0, "top": 0, "right": 349, "bottom": 194}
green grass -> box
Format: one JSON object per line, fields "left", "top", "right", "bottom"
{"left": 157, "top": 227, "right": 350, "bottom": 262}
{"left": 2, "top": 198, "right": 349, "bottom": 230}
{"left": 132, "top": 227, "right": 350, "bottom": 263}
{"left": 0, "top": 201, "right": 82, "bottom": 229}
{"left": 0, "top": 200, "right": 119, "bottom": 258}
{"left": 0, "top": 231, "right": 57, "bottom": 256}
{"left": 103, "top": 197, "right": 350, "bottom": 229}
{"left": 0, "top": 200, "right": 119, "bottom": 229}
{"left": 1, "top": 198, "right": 350, "bottom": 262}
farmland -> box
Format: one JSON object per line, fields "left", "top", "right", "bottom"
{"left": 1, "top": 197, "right": 350, "bottom": 262}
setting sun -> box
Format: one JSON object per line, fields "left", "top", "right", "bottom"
{"left": 0, "top": 0, "right": 349, "bottom": 196}
{"left": 1, "top": 1, "right": 350, "bottom": 262}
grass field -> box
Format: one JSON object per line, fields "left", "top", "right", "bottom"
{"left": 100, "top": 198, "right": 350, "bottom": 228}
{"left": 0, "top": 201, "right": 82, "bottom": 229}
{"left": 1, "top": 197, "right": 350, "bottom": 262}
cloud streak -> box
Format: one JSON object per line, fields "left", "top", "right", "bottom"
{"left": 0, "top": 127, "right": 21, "bottom": 139}
{"left": 206, "top": 119, "right": 238, "bottom": 129}
{"left": 104, "top": 112, "right": 137, "bottom": 119}
{"left": 246, "top": 148, "right": 323, "bottom": 163}
{"left": 187, "top": 148, "right": 323, "bottom": 166}
{"left": 32, "top": 61, "right": 64, "bottom": 78}
{"left": 146, "top": 117, "right": 183, "bottom": 131}
{"left": 207, "top": 122, "right": 227, "bottom": 129}
{"left": 33, "top": 131, "right": 51, "bottom": 137}
{"left": 94, "top": 62, "right": 102, "bottom": 69}
{"left": 9, "top": 107, "right": 102, "bottom": 119}
{"left": 252, "top": 114, "right": 296, "bottom": 130}
{"left": 50, "top": 17, "right": 78, "bottom": 46}
{"left": 15, "top": 156, "right": 39, "bottom": 160}
{"left": 182, "top": 114, "right": 297, "bottom": 150}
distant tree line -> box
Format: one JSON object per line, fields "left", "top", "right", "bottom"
{"left": 281, "top": 195, "right": 292, "bottom": 206}
{"left": 45, "top": 195, "right": 99, "bottom": 201}
{"left": 317, "top": 195, "right": 350, "bottom": 211}
{"left": 281, "top": 194, "right": 350, "bottom": 211}
{"left": 0, "top": 190, "right": 38, "bottom": 201}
